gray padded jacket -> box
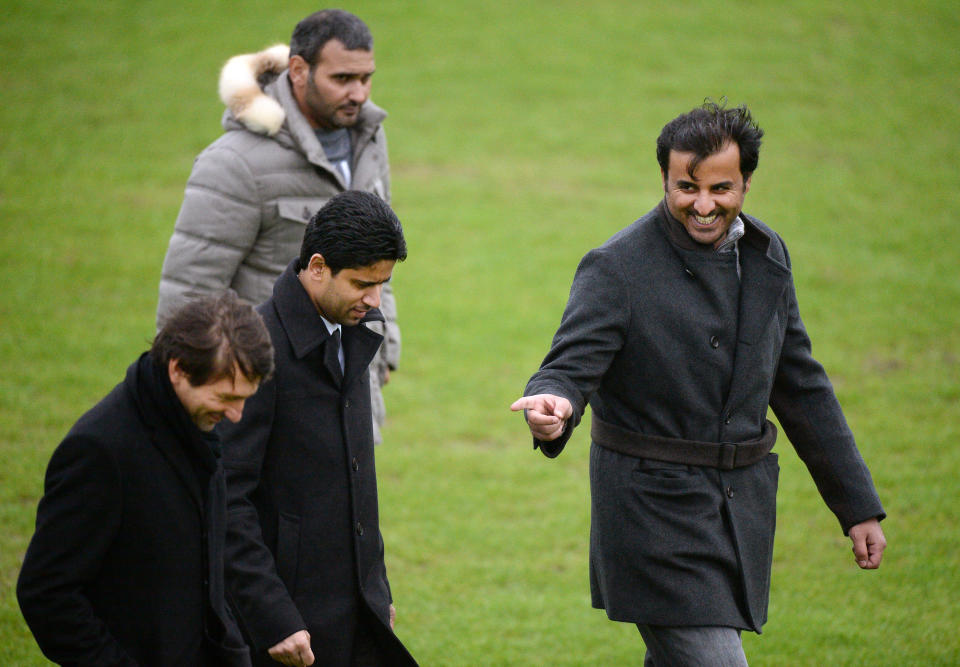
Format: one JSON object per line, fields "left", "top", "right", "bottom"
{"left": 157, "top": 64, "right": 398, "bottom": 441}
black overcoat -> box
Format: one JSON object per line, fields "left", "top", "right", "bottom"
{"left": 221, "top": 262, "right": 416, "bottom": 666}
{"left": 526, "top": 203, "right": 885, "bottom": 632}
{"left": 17, "top": 354, "right": 250, "bottom": 666}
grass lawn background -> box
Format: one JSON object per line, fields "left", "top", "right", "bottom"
{"left": 2, "top": 1, "right": 958, "bottom": 664}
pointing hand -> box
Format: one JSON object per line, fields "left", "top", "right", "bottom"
{"left": 510, "top": 394, "right": 573, "bottom": 441}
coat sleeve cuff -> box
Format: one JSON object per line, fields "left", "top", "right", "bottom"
{"left": 840, "top": 507, "right": 887, "bottom": 536}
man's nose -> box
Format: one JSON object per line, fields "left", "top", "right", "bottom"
{"left": 348, "top": 80, "right": 369, "bottom": 103}
{"left": 362, "top": 285, "right": 382, "bottom": 308}
{"left": 694, "top": 191, "right": 715, "bottom": 215}
{"left": 224, "top": 400, "right": 245, "bottom": 423}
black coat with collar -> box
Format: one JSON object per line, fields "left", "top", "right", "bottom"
{"left": 221, "top": 262, "right": 415, "bottom": 666}
{"left": 17, "top": 354, "right": 250, "bottom": 666}
{"left": 525, "top": 203, "right": 885, "bottom": 632}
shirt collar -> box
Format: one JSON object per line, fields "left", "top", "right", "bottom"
{"left": 319, "top": 314, "right": 341, "bottom": 338}
{"left": 715, "top": 216, "right": 745, "bottom": 254}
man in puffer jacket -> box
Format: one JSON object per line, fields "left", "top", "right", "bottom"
{"left": 156, "top": 9, "right": 399, "bottom": 444}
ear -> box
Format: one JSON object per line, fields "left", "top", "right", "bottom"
{"left": 661, "top": 168, "right": 668, "bottom": 192}
{"left": 288, "top": 54, "right": 309, "bottom": 92}
{"left": 168, "top": 358, "right": 184, "bottom": 385}
{"left": 743, "top": 173, "right": 753, "bottom": 194}
{"left": 306, "top": 253, "right": 327, "bottom": 279}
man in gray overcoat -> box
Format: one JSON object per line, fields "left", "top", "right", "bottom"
{"left": 511, "top": 101, "right": 887, "bottom": 665}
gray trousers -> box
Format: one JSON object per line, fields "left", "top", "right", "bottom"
{"left": 637, "top": 625, "right": 748, "bottom": 667}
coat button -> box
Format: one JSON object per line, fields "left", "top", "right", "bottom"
{"left": 345, "top": 399, "right": 351, "bottom": 409}
{"left": 724, "top": 415, "right": 732, "bottom": 425}
{"left": 710, "top": 335, "right": 720, "bottom": 348}
{"left": 684, "top": 267, "right": 695, "bottom": 279}
{"left": 356, "top": 522, "right": 364, "bottom": 536}
{"left": 726, "top": 486, "right": 735, "bottom": 498}
{"left": 352, "top": 457, "right": 359, "bottom": 472}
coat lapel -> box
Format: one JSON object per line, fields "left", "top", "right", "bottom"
{"left": 723, "top": 222, "right": 791, "bottom": 414}
{"left": 271, "top": 261, "right": 385, "bottom": 390}
{"left": 342, "top": 321, "right": 386, "bottom": 389}
{"left": 273, "top": 262, "right": 343, "bottom": 386}
{"left": 323, "top": 328, "right": 343, "bottom": 388}
{"left": 735, "top": 226, "right": 790, "bottom": 345}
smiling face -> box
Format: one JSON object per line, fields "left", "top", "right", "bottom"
{"left": 290, "top": 38, "right": 375, "bottom": 130}
{"left": 168, "top": 360, "right": 260, "bottom": 432}
{"left": 299, "top": 255, "right": 395, "bottom": 326}
{"left": 662, "top": 141, "right": 751, "bottom": 248}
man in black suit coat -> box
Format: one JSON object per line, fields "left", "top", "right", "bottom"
{"left": 512, "top": 101, "right": 887, "bottom": 665}
{"left": 18, "top": 291, "right": 274, "bottom": 666}
{"left": 221, "top": 191, "right": 416, "bottom": 666}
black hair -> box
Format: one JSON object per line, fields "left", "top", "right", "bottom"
{"left": 298, "top": 191, "right": 407, "bottom": 273}
{"left": 656, "top": 99, "right": 764, "bottom": 179}
{"left": 290, "top": 9, "right": 373, "bottom": 67}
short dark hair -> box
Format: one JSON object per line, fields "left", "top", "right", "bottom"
{"left": 656, "top": 100, "right": 764, "bottom": 179}
{"left": 290, "top": 9, "right": 373, "bottom": 67}
{"left": 150, "top": 291, "right": 274, "bottom": 386}
{"left": 299, "top": 191, "right": 407, "bottom": 273}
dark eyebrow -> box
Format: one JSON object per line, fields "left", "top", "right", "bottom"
{"left": 353, "top": 278, "right": 388, "bottom": 288}
{"left": 333, "top": 69, "right": 375, "bottom": 79}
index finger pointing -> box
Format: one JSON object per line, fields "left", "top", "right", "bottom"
{"left": 510, "top": 397, "right": 533, "bottom": 412}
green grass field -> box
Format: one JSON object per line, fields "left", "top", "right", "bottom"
{"left": 2, "top": 1, "right": 959, "bottom": 664}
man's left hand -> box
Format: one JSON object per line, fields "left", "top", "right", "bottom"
{"left": 849, "top": 517, "right": 886, "bottom": 569}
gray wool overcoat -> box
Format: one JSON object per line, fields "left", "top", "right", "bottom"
{"left": 525, "top": 202, "right": 885, "bottom": 632}
{"left": 220, "top": 262, "right": 416, "bottom": 665}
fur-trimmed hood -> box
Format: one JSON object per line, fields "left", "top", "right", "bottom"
{"left": 217, "top": 43, "right": 387, "bottom": 149}
{"left": 218, "top": 44, "right": 290, "bottom": 136}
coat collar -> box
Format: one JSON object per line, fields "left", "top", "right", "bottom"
{"left": 271, "top": 260, "right": 385, "bottom": 388}
{"left": 272, "top": 260, "right": 331, "bottom": 359}
{"left": 655, "top": 200, "right": 787, "bottom": 272}
{"left": 659, "top": 200, "right": 706, "bottom": 251}
{"left": 655, "top": 201, "right": 791, "bottom": 344}
{"left": 734, "top": 217, "right": 790, "bottom": 343}
{"left": 657, "top": 200, "right": 766, "bottom": 256}
{"left": 224, "top": 72, "right": 387, "bottom": 188}
{"left": 725, "top": 215, "right": 792, "bottom": 419}
{"left": 125, "top": 353, "right": 217, "bottom": 511}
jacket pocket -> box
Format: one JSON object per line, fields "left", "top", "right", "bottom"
{"left": 204, "top": 631, "right": 252, "bottom": 667}
{"left": 632, "top": 459, "right": 701, "bottom": 491}
{"left": 277, "top": 197, "right": 330, "bottom": 225}
{"left": 276, "top": 511, "right": 301, "bottom": 593}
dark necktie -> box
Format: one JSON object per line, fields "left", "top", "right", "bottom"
{"left": 331, "top": 328, "right": 344, "bottom": 376}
